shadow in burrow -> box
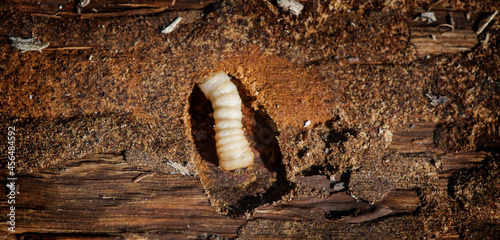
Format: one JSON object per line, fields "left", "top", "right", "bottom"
{"left": 188, "top": 74, "right": 292, "bottom": 216}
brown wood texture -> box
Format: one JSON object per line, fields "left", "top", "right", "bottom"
{"left": 408, "top": 10, "right": 479, "bottom": 57}
{"left": 438, "top": 152, "right": 489, "bottom": 178}
{"left": 0, "top": 123, "right": 490, "bottom": 238}
{"left": 1, "top": 1, "right": 498, "bottom": 238}
{"left": 0, "top": 153, "right": 423, "bottom": 239}
{"left": 7, "top": 0, "right": 214, "bottom": 18}
{"left": 0, "top": 154, "right": 245, "bottom": 239}
{"left": 389, "top": 122, "right": 489, "bottom": 186}
{"left": 389, "top": 122, "right": 442, "bottom": 154}
{"left": 253, "top": 189, "right": 420, "bottom": 223}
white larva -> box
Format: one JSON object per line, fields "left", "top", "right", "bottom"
{"left": 198, "top": 72, "right": 254, "bottom": 170}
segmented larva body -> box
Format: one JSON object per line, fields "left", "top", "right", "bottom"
{"left": 198, "top": 72, "right": 254, "bottom": 170}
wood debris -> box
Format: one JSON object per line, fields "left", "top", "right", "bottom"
{"left": 277, "top": 0, "right": 303, "bottom": 17}
{"left": 476, "top": 10, "right": 498, "bottom": 35}
{"left": 166, "top": 159, "right": 190, "bottom": 175}
{"left": 295, "top": 174, "right": 347, "bottom": 193}
{"left": 8, "top": 36, "right": 50, "bottom": 52}
{"left": 162, "top": 17, "right": 183, "bottom": 34}
{"left": 438, "top": 152, "right": 489, "bottom": 179}
{"left": 408, "top": 10, "right": 479, "bottom": 57}
{"left": 8, "top": 0, "right": 215, "bottom": 18}
{"left": 425, "top": 93, "right": 450, "bottom": 106}
{"left": 253, "top": 189, "right": 420, "bottom": 222}
{"left": 0, "top": 154, "right": 245, "bottom": 238}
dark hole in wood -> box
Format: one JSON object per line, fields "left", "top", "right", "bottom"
{"left": 300, "top": 165, "right": 338, "bottom": 176}
{"left": 475, "top": 132, "right": 500, "bottom": 153}
{"left": 188, "top": 75, "right": 292, "bottom": 216}
{"left": 326, "top": 208, "right": 358, "bottom": 220}
{"left": 189, "top": 85, "right": 218, "bottom": 165}
{"left": 326, "top": 128, "right": 358, "bottom": 145}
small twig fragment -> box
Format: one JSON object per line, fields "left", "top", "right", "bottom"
{"left": 481, "top": 32, "right": 491, "bottom": 49}
{"left": 77, "top": 0, "right": 91, "bottom": 13}
{"left": 132, "top": 172, "right": 156, "bottom": 183}
{"left": 162, "top": 17, "right": 182, "bottom": 34}
{"left": 476, "top": 10, "right": 498, "bottom": 35}
{"left": 303, "top": 120, "right": 311, "bottom": 128}
{"left": 80, "top": 0, "right": 90, "bottom": 8}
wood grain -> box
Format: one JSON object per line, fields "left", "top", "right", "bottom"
{"left": 7, "top": 0, "right": 214, "bottom": 18}
{"left": 0, "top": 121, "right": 490, "bottom": 238}
{"left": 389, "top": 122, "right": 489, "bottom": 186}
{"left": 0, "top": 154, "right": 245, "bottom": 239}
{"left": 408, "top": 10, "right": 479, "bottom": 57}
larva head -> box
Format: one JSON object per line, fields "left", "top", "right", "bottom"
{"left": 198, "top": 71, "right": 230, "bottom": 99}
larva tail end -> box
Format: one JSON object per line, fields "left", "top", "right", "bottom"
{"left": 219, "top": 150, "right": 254, "bottom": 171}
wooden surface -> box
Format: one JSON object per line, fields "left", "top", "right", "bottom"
{"left": 253, "top": 189, "right": 420, "bottom": 223}
{"left": 389, "top": 122, "right": 488, "bottom": 186}
{"left": 0, "top": 153, "right": 423, "bottom": 239}
{"left": 7, "top": 0, "right": 214, "bottom": 18}
{"left": 1, "top": 1, "right": 497, "bottom": 238}
{"left": 0, "top": 154, "right": 246, "bottom": 239}
{"left": 2, "top": 121, "right": 489, "bottom": 238}
{"left": 389, "top": 122, "right": 442, "bottom": 154}
{"left": 408, "top": 10, "right": 479, "bottom": 57}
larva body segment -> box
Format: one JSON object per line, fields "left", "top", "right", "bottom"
{"left": 198, "top": 72, "right": 254, "bottom": 170}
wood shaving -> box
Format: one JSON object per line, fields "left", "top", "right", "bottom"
{"left": 167, "top": 160, "right": 190, "bottom": 175}
{"left": 420, "top": 12, "right": 437, "bottom": 23}
{"left": 9, "top": 37, "right": 50, "bottom": 53}
{"left": 162, "top": 17, "right": 182, "bottom": 34}
{"left": 277, "top": 0, "right": 303, "bottom": 17}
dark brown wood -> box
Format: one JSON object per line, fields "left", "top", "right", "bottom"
{"left": 0, "top": 0, "right": 498, "bottom": 237}
{"left": 389, "top": 122, "right": 488, "bottom": 188}
{"left": 4, "top": 121, "right": 488, "bottom": 238}
{"left": 377, "top": 189, "right": 420, "bottom": 213}
{"left": 343, "top": 190, "right": 420, "bottom": 223}
{"left": 0, "top": 154, "right": 423, "bottom": 239}
{"left": 438, "top": 152, "right": 489, "bottom": 179}
{"left": 253, "top": 189, "right": 420, "bottom": 223}
{"left": 408, "top": 10, "right": 479, "bottom": 57}
{"left": 0, "top": 154, "right": 245, "bottom": 239}
{"left": 7, "top": 0, "right": 214, "bottom": 18}
{"left": 295, "top": 175, "right": 344, "bottom": 193}
{"left": 0, "top": 121, "right": 489, "bottom": 238}
{"left": 389, "top": 122, "right": 442, "bottom": 154}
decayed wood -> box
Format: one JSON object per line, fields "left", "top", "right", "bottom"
{"left": 389, "top": 122, "right": 488, "bottom": 186}
{"left": 389, "top": 122, "right": 442, "bottom": 154}
{"left": 253, "top": 192, "right": 368, "bottom": 221}
{"left": 252, "top": 189, "right": 420, "bottom": 223}
{"left": 295, "top": 174, "right": 346, "bottom": 193}
{"left": 7, "top": 0, "right": 214, "bottom": 18}
{"left": 408, "top": 10, "right": 479, "bottom": 57}
{"left": 0, "top": 154, "right": 245, "bottom": 239}
{"left": 0, "top": 154, "right": 422, "bottom": 239}
{"left": 0, "top": 124, "right": 489, "bottom": 238}
{"left": 438, "top": 152, "right": 489, "bottom": 179}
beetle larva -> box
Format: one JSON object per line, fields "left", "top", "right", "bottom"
{"left": 197, "top": 72, "right": 254, "bottom": 170}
